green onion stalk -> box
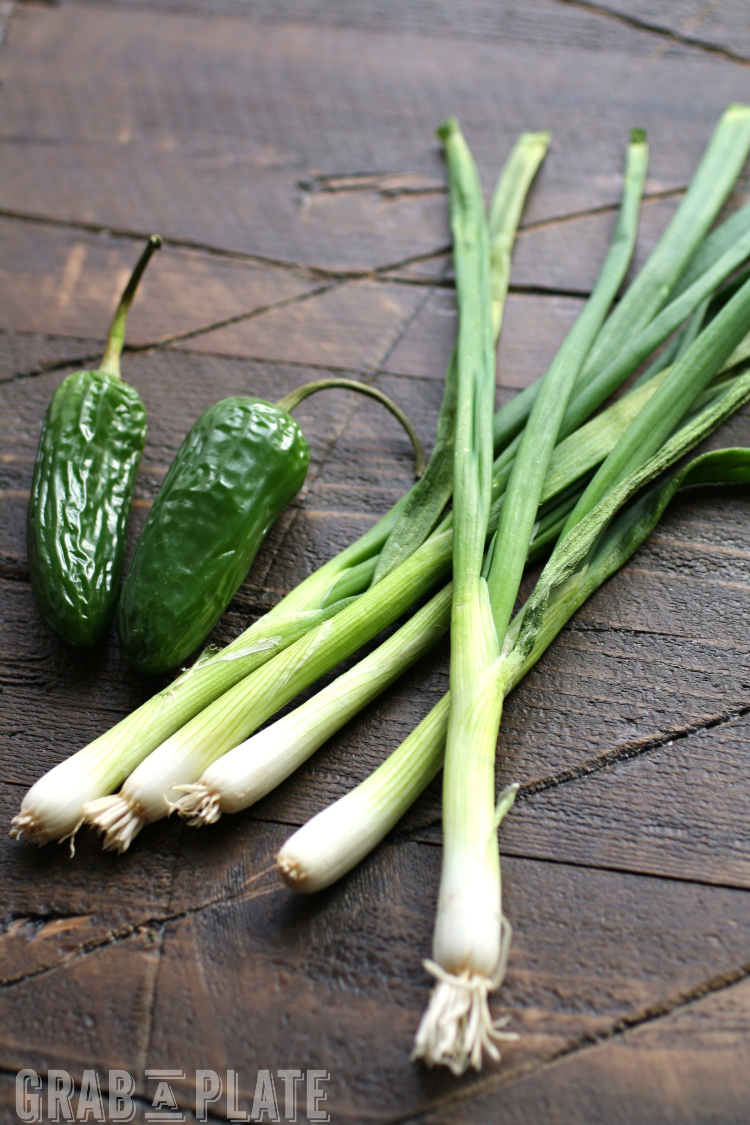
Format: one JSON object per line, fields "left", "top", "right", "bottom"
{"left": 421, "top": 117, "right": 510, "bottom": 1076}
{"left": 278, "top": 371, "right": 750, "bottom": 1076}
{"left": 10, "top": 133, "right": 550, "bottom": 849}
{"left": 410, "top": 117, "right": 647, "bottom": 1073}
{"left": 374, "top": 129, "right": 552, "bottom": 582}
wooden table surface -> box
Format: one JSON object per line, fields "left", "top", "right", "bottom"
{"left": 3, "top": 2, "right": 750, "bottom": 1122}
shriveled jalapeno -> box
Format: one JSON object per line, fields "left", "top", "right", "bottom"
{"left": 117, "top": 378, "right": 426, "bottom": 675}
{"left": 27, "top": 236, "right": 162, "bottom": 647}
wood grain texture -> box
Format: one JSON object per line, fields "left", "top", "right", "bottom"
{"left": 3, "top": 2, "right": 750, "bottom": 1122}
{"left": 184, "top": 278, "right": 427, "bottom": 371}
{"left": 577, "top": 0, "right": 750, "bottom": 63}
{"left": 2, "top": 3, "right": 747, "bottom": 271}
{"left": 55, "top": 0, "right": 748, "bottom": 64}
{"left": 0, "top": 217, "right": 318, "bottom": 346}
{"left": 426, "top": 975, "right": 750, "bottom": 1124}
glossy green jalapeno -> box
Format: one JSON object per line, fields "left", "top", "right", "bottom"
{"left": 117, "top": 378, "right": 426, "bottom": 675}
{"left": 27, "top": 237, "right": 162, "bottom": 647}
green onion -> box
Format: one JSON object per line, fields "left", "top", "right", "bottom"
{"left": 672, "top": 200, "right": 750, "bottom": 298}
{"left": 277, "top": 367, "right": 750, "bottom": 907}
{"left": 410, "top": 122, "right": 646, "bottom": 1074}
{"left": 560, "top": 270, "right": 750, "bottom": 538}
{"left": 175, "top": 584, "right": 453, "bottom": 825}
{"left": 414, "top": 116, "right": 509, "bottom": 1075}
{"left": 82, "top": 528, "right": 455, "bottom": 851}
{"left": 373, "top": 130, "right": 550, "bottom": 583}
{"left": 9, "top": 527, "right": 387, "bottom": 847}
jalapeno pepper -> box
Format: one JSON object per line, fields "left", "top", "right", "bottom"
{"left": 27, "top": 237, "right": 162, "bottom": 647}
{"left": 116, "top": 378, "right": 426, "bottom": 675}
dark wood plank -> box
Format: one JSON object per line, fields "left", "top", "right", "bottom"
{"left": 0, "top": 924, "right": 164, "bottom": 1081}
{"left": 0, "top": 783, "right": 181, "bottom": 985}
{"left": 428, "top": 976, "right": 750, "bottom": 1125}
{"left": 0, "top": 329, "right": 99, "bottom": 383}
{"left": 582, "top": 0, "right": 750, "bottom": 62}
{"left": 5, "top": 822, "right": 750, "bottom": 1121}
{"left": 511, "top": 194, "right": 685, "bottom": 295}
{"left": 183, "top": 278, "right": 427, "bottom": 372}
{"left": 1, "top": 3, "right": 745, "bottom": 273}
{"left": 498, "top": 709, "right": 750, "bottom": 890}
{"left": 0, "top": 217, "right": 318, "bottom": 346}
{"left": 57, "top": 0, "right": 740, "bottom": 62}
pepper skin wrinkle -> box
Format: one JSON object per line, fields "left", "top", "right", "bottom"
{"left": 117, "top": 397, "right": 310, "bottom": 675}
{"left": 26, "top": 236, "right": 161, "bottom": 646}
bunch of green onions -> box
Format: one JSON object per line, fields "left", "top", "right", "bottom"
{"left": 11, "top": 102, "right": 750, "bottom": 1074}
{"left": 195, "top": 107, "right": 750, "bottom": 1071}
{"left": 169, "top": 105, "right": 750, "bottom": 863}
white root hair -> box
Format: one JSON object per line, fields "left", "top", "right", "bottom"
{"left": 411, "top": 916, "right": 517, "bottom": 1075}
{"left": 83, "top": 795, "right": 146, "bottom": 853}
{"left": 171, "top": 783, "right": 222, "bottom": 827}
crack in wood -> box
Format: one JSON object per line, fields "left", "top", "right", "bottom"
{"left": 515, "top": 699, "right": 750, "bottom": 802}
{"left": 388, "top": 957, "right": 750, "bottom": 1124}
{"left": 400, "top": 700, "right": 750, "bottom": 847}
{"left": 0, "top": 868, "right": 282, "bottom": 992}
{"left": 0, "top": 205, "right": 448, "bottom": 282}
{"left": 142, "top": 279, "right": 345, "bottom": 350}
{"left": 136, "top": 828, "right": 185, "bottom": 1075}
{"left": 555, "top": 0, "right": 750, "bottom": 67}
{"left": 517, "top": 187, "right": 687, "bottom": 234}
{"left": 297, "top": 171, "right": 446, "bottom": 201}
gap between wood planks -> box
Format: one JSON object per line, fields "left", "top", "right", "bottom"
{"left": 0, "top": 204, "right": 449, "bottom": 282}
{"left": 554, "top": 0, "right": 750, "bottom": 67}
{"left": 0, "top": 182, "right": 694, "bottom": 384}
{"left": 0, "top": 185, "right": 688, "bottom": 279}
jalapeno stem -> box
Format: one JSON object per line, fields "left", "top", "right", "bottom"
{"left": 276, "top": 377, "right": 428, "bottom": 478}
{"left": 99, "top": 235, "right": 163, "bottom": 379}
